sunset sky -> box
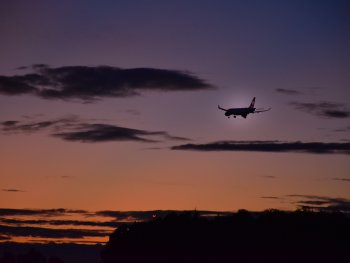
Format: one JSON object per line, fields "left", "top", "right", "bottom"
{"left": 1, "top": 0, "right": 349, "bottom": 240}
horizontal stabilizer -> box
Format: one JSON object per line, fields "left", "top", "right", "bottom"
{"left": 218, "top": 105, "right": 227, "bottom": 111}
{"left": 254, "top": 107, "right": 271, "bottom": 113}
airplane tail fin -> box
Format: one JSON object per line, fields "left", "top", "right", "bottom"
{"left": 249, "top": 97, "right": 256, "bottom": 108}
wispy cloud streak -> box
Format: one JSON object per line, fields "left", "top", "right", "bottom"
{"left": 53, "top": 123, "right": 190, "bottom": 143}
{"left": 290, "top": 101, "right": 350, "bottom": 119}
{"left": 0, "top": 218, "right": 119, "bottom": 228}
{"left": 172, "top": 141, "right": 350, "bottom": 155}
{"left": 332, "top": 178, "right": 350, "bottom": 182}
{"left": 275, "top": 88, "right": 301, "bottom": 95}
{"left": 0, "top": 225, "right": 108, "bottom": 239}
{"left": 1, "top": 117, "right": 190, "bottom": 143}
{"left": 0, "top": 208, "right": 87, "bottom": 217}
{"left": 287, "top": 195, "right": 350, "bottom": 212}
{"left": 2, "top": 189, "right": 24, "bottom": 192}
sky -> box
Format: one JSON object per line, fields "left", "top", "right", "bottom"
{"left": 1, "top": 0, "right": 350, "bottom": 244}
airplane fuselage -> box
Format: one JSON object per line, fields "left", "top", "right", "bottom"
{"left": 225, "top": 107, "right": 255, "bottom": 118}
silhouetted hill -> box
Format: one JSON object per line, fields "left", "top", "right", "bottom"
{"left": 101, "top": 210, "right": 350, "bottom": 263}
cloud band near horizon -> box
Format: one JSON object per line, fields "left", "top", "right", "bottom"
{"left": 171, "top": 141, "right": 350, "bottom": 155}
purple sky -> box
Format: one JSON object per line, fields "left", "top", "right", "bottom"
{"left": 1, "top": 1, "right": 349, "bottom": 218}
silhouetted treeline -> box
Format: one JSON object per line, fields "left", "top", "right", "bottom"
{"left": 101, "top": 210, "right": 350, "bottom": 263}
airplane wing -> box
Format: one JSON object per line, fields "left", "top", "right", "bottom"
{"left": 218, "top": 105, "right": 228, "bottom": 111}
{"left": 253, "top": 108, "right": 271, "bottom": 113}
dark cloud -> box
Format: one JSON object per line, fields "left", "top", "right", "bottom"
{"left": 261, "top": 196, "right": 280, "bottom": 199}
{"left": 262, "top": 175, "right": 276, "bottom": 179}
{"left": 0, "top": 65, "right": 213, "bottom": 101}
{"left": 288, "top": 195, "right": 350, "bottom": 212}
{"left": 0, "top": 225, "right": 108, "bottom": 239}
{"left": 16, "top": 66, "right": 28, "bottom": 70}
{"left": 332, "top": 178, "right": 350, "bottom": 182}
{"left": 0, "top": 209, "right": 229, "bottom": 229}
{"left": 172, "top": 140, "right": 350, "bottom": 155}
{"left": 2, "top": 121, "right": 55, "bottom": 133}
{"left": 1, "top": 116, "right": 190, "bottom": 143}
{"left": 0, "top": 209, "right": 232, "bottom": 243}
{"left": 275, "top": 88, "right": 301, "bottom": 95}
{"left": 96, "top": 210, "right": 230, "bottom": 221}
{"left": 0, "top": 208, "right": 236, "bottom": 249}
{"left": 334, "top": 126, "right": 350, "bottom": 132}
{"left": 1, "top": 120, "right": 19, "bottom": 126}
{"left": 53, "top": 123, "right": 190, "bottom": 143}
{"left": 1, "top": 116, "right": 78, "bottom": 134}
{"left": 161, "top": 133, "right": 191, "bottom": 142}
{"left": 290, "top": 101, "right": 350, "bottom": 118}
{"left": 0, "top": 208, "right": 114, "bottom": 242}
{"left": 53, "top": 123, "right": 189, "bottom": 143}
{"left": 0, "top": 76, "right": 38, "bottom": 95}
{"left": 0, "top": 234, "right": 10, "bottom": 240}
{"left": 2, "top": 189, "right": 24, "bottom": 192}
{"left": 0, "top": 208, "right": 88, "bottom": 217}
{"left": 96, "top": 210, "right": 171, "bottom": 221}
{"left": 125, "top": 109, "right": 141, "bottom": 116}
{"left": 32, "top": 64, "right": 49, "bottom": 70}
{"left": 0, "top": 208, "right": 230, "bottom": 223}
{"left": 0, "top": 218, "right": 119, "bottom": 228}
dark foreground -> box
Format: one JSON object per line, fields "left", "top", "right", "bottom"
{"left": 1, "top": 210, "right": 350, "bottom": 263}
{"left": 101, "top": 210, "right": 350, "bottom": 263}
{"left": 0, "top": 243, "right": 102, "bottom": 263}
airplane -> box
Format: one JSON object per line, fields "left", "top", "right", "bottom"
{"left": 218, "top": 97, "right": 271, "bottom": 118}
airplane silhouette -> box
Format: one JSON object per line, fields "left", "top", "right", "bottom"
{"left": 218, "top": 97, "right": 271, "bottom": 118}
